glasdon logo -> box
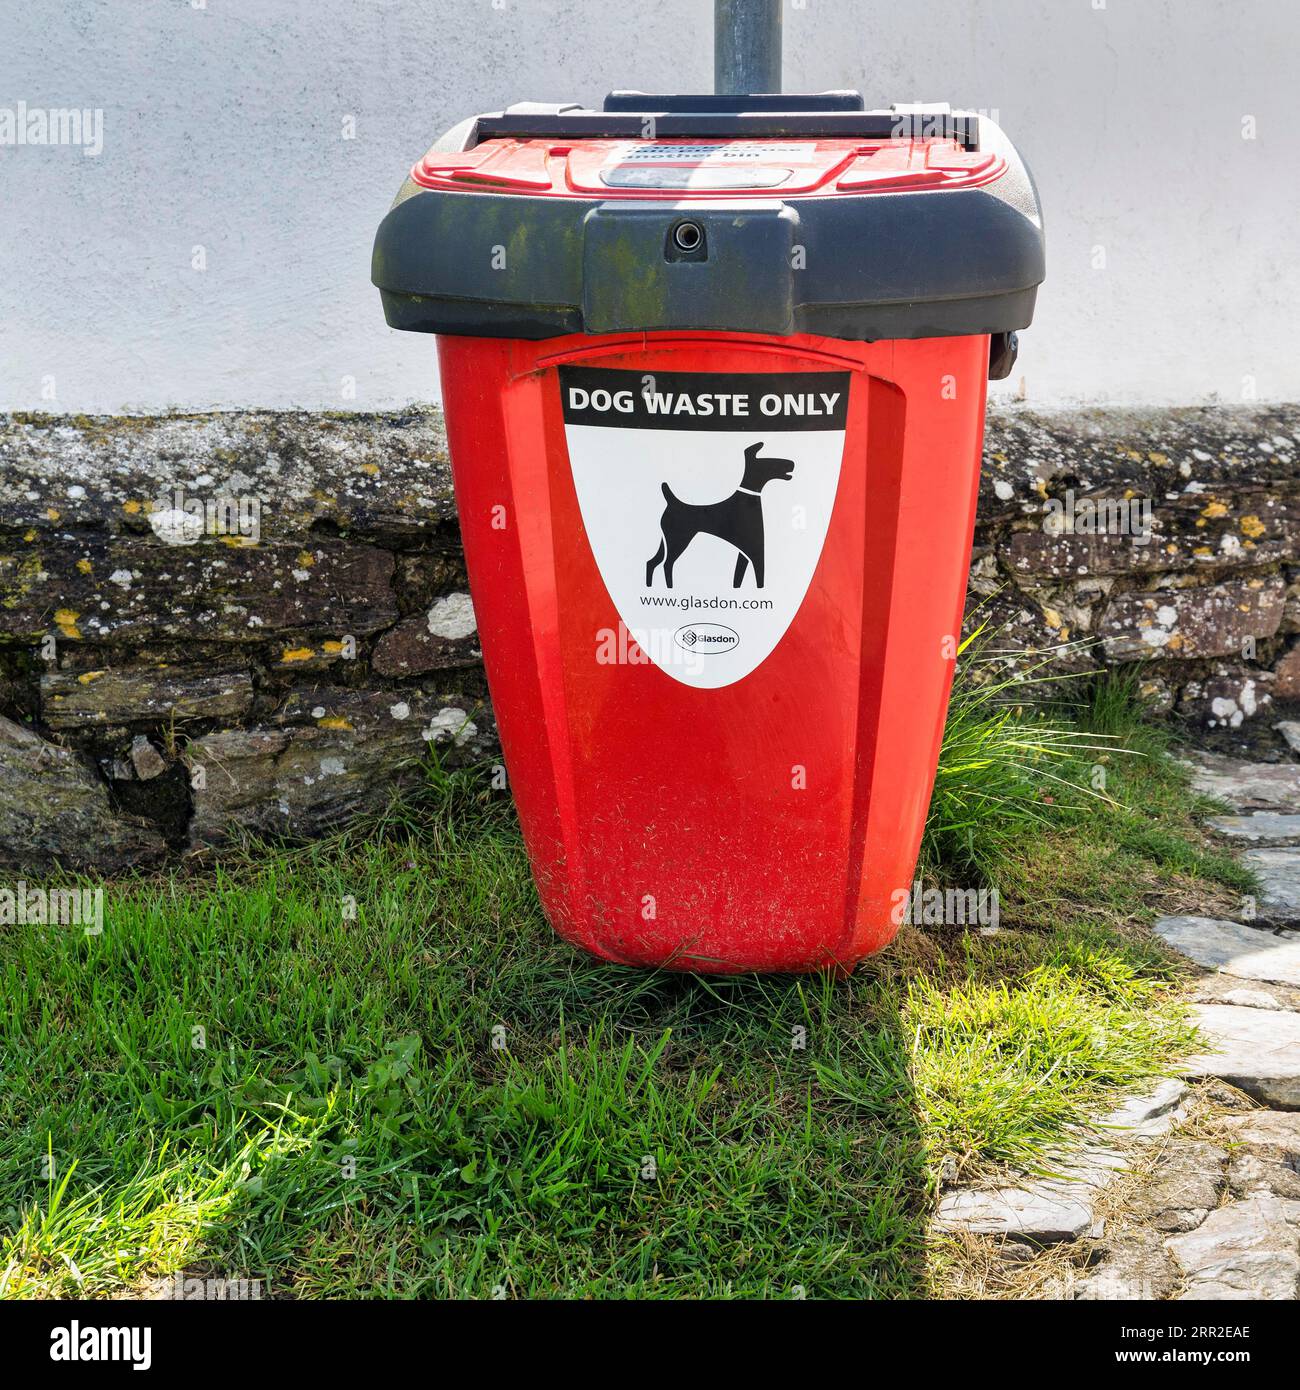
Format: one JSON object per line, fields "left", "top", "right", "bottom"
{"left": 674, "top": 623, "right": 739, "bottom": 653}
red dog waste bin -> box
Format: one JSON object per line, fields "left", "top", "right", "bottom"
{"left": 373, "top": 94, "right": 1044, "bottom": 972}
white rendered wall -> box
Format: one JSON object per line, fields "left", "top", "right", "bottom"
{"left": 1, "top": 0, "right": 1294, "bottom": 412}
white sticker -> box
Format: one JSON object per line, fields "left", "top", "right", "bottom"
{"left": 607, "top": 141, "right": 816, "bottom": 163}
{"left": 600, "top": 165, "right": 792, "bottom": 189}
{"left": 561, "top": 367, "right": 849, "bottom": 689}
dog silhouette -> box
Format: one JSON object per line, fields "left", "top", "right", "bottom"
{"left": 645, "top": 441, "right": 794, "bottom": 590}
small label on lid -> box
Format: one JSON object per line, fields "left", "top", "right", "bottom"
{"left": 601, "top": 165, "right": 792, "bottom": 190}
{"left": 607, "top": 141, "right": 817, "bottom": 164}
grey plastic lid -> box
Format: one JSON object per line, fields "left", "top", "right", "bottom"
{"left": 372, "top": 96, "right": 1044, "bottom": 344}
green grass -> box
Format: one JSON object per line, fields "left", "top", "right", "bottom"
{"left": 923, "top": 645, "right": 1254, "bottom": 919}
{"left": 0, "top": 672, "right": 1247, "bottom": 1299}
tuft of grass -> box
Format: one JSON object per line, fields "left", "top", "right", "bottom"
{"left": 904, "top": 952, "right": 1194, "bottom": 1173}
{"left": 924, "top": 643, "right": 1254, "bottom": 925}
{"left": 922, "top": 626, "right": 1120, "bottom": 880}
{"left": 0, "top": 663, "right": 1247, "bottom": 1299}
{"left": 2, "top": 1141, "right": 276, "bottom": 1300}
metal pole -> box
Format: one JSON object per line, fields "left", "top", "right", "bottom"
{"left": 714, "top": 0, "right": 782, "bottom": 95}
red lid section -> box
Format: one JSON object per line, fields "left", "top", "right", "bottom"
{"left": 411, "top": 137, "right": 1006, "bottom": 199}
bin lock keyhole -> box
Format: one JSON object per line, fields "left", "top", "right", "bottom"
{"left": 666, "top": 220, "right": 707, "bottom": 262}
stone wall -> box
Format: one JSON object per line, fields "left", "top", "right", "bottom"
{"left": 973, "top": 407, "right": 1299, "bottom": 731}
{"left": 0, "top": 413, "right": 493, "bottom": 871}
{"left": 1, "top": 405, "right": 1296, "bottom": 870}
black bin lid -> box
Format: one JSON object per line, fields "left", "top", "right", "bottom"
{"left": 372, "top": 93, "right": 1044, "bottom": 342}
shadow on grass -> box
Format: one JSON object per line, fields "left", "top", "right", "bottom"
{"left": 0, "top": 774, "right": 933, "bottom": 1299}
